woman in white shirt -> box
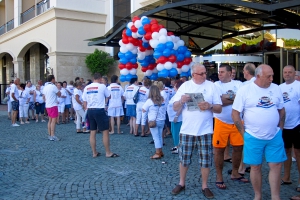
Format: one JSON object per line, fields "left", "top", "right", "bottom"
{"left": 73, "top": 81, "right": 86, "bottom": 133}
{"left": 142, "top": 85, "right": 166, "bottom": 159}
{"left": 56, "top": 82, "right": 66, "bottom": 124}
{"left": 135, "top": 79, "right": 152, "bottom": 137}
{"left": 18, "top": 83, "right": 31, "bottom": 124}
{"left": 63, "top": 81, "right": 72, "bottom": 123}
{"left": 123, "top": 78, "right": 139, "bottom": 135}
{"left": 34, "top": 84, "right": 46, "bottom": 122}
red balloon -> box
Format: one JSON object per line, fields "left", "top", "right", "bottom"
{"left": 132, "top": 63, "right": 138, "bottom": 69}
{"left": 122, "top": 29, "right": 127, "bottom": 35}
{"left": 167, "top": 32, "right": 174, "bottom": 36}
{"left": 139, "top": 46, "right": 146, "bottom": 52}
{"left": 148, "top": 63, "right": 156, "bottom": 70}
{"left": 147, "top": 46, "right": 153, "bottom": 50}
{"left": 158, "top": 24, "right": 164, "bottom": 29}
{"left": 177, "top": 61, "right": 184, "bottom": 68}
{"left": 128, "top": 37, "right": 134, "bottom": 43}
{"left": 132, "top": 39, "right": 139, "bottom": 46}
{"left": 122, "top": 37, "right": 129, "bottom": 44}
{"left": 144, "top": 32, "right": 152, "bottom": 40}
{"left": 132, "top": 16, "right": 140, "bottom": 23}
{"left": 151, "top": 24, "right": 159, "bottom": 32}
{"left": 126, "top": 63, "right": 133, "bottom": 70}
{"left": 119, "top": 63, "right": 126, "bottom": 70}
{"left": 183, "top": 58, "right": 191, "bottom": 65}
{"left": 141, "top": 67, "right": 148, "bottom": 72}
{"left": 144, "top": 24, "right": 151, "bottom": 32}
{"left": 150, "top": 19, "right": 158, "bottom": 24}
{"left": 157, "top": 56, "right": 168, "bottom": 64}
{"left": 131, "top": 25, "right": 138, "bottom": 32}
{"left": 168, "top": 55, "right": 177, "bottom": 63}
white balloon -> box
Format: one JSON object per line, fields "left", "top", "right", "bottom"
{"left": 145, "top": 70, "right": 153, "bottom": 76}
{"left": 153, "top": 68, "right": 158, "bottom": 73}
{"left": 136, "top": 32, "right": 143, "bottom": 38}
{"left": 145, "top": 50, "right": 152, "bottom": 56}
{"left": 177, "top": 68, "right": 182, "bottom": 74}
{"left": 137, "top": 53, "right": 145, "bottom": 60}
{"left": 171, "top": 35, "right": 176, "bottom": 42}
{"left": 159, "top": 28, "right": 167, "bottom": 36}
{"left": 141, "top": 16, "right": 147, "bottom": 20}
{"left": 142, "top": 37, "right": 148, "bottom": 43}
{"left": 152, "top": 32, "right": 160, "bottom": 40}
{"left": 159, "top": 35, "right": 167, "bottom": 44}
{"left": 166, "top": 36, "right": 172, "bottom": 42}
{"left": 164, "top": 61, "right": 172, "bottom": 70}
{"left": 172, "top": 63, "right": 177, "bottom": 68}
{"left": 182, "top": 65, "right": 189, "bottom": 72}
{"left": 173, "top": 43, "right": 179, "bottom": 50}
{"left": 157, "top": 63, "right": 165, "bottom": 71}
{"left": 129, "top": 68, "right": 137, "bottom": 75}
{"left": 131, "top": 48, "right": 138, "bottom": 54}
{"left": 120, "top": 69, "right": 129, "bottom": 75}
{"left": 177, "top": 40, "right": 185, "bottom": 47}
{"left": 126, "top": 43, "right": 134, "bottom": 50}
{"left": 134, "top": 20, "right": 142, "bottom": 28}
{"left": 119, "top": 40, "right": 124, "bottom": 47}
{"left": 149, "top": 39, "right": 159, "bottom": 48}
{"left": 120, "top": 46, "right": 127, "bottom": 53}
{"left": 174, "top": 36, "right": 180, "bottom": 43}
{"left": 127, "top": 22, "right": 133, "bottom": 29}
{"left": 132, "top": 32, "right": 138, "bottom": 39}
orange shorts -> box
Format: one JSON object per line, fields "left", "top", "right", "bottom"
{"left": 213, "top": 118, "right": 243, "bottom": 148}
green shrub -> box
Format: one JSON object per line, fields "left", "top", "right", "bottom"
{"left": 85, "top": 49, "right": 116, "bottom": 75}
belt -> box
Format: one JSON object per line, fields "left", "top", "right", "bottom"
{"left": 88, "top": 108, "right": 104, "bottom": 110}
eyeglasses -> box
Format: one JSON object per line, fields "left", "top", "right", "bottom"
{"left": 193, "top": 72, "right": 207, "bottom": 76}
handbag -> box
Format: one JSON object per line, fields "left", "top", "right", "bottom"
{"left": 148, "top": 105, "right": 160, "bottom": 128}
{"left": 133, "top": 87, "right": 140, "bottom": 104}
{"left": 3, "top": 96, "right": 8, "bottom": 103}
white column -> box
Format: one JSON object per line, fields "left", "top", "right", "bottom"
{"left": 109, "top": 0, "right": 114, "bottom": 56}
{"left": 14, "top": 0, "right": 22, "bottom": 27}
{"left": 13, "top": 58, "right": 24, "bottom": 81}
{"left": 49, "top": 0, "right": 56, "bottom": 8}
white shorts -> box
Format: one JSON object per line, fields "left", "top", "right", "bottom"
{"left": 136, "top": 102, "right": 147, "bottom": 125}
{"left": 19, "top": 104, "right": 29, "bottom": 118}
{"left": 108, "top": 107, "right": 124, "bottom": 117}
{"left": 58, "top": 104, "right": 65, "bottom": 113}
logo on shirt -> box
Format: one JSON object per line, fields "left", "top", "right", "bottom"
{"left": 87, "top": 87, "right": 98, "bottom": 94}
{"left": 111, "top": 86, "right": 120, "bottom": 91}
{"left": 282, "top": 92, "right": 291, "bottom": 103}
{"left": 256, "top": 96, "right": 275, "bottom": 108}
{"left": 127, "top": 87, "right": 134, "bottom": 92}
{"left": 139, "top": 90, "right": 146, "bottom": 95}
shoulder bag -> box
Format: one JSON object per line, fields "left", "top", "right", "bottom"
{"left": 148, "top": 105, "right": 160, "bottom": 128}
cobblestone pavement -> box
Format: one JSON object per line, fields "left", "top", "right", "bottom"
{"left": 0, "top": 110, "right": 299, "bottom": 200}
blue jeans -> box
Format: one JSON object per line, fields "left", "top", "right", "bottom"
{"left": 150, "top": 120, "right": 165, "bottom": 148}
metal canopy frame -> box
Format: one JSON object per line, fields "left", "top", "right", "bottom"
{"left": 88, "top": 0, "right": 300, "bottom": 54}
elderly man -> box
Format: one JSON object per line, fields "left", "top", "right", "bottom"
{"left": 232, "top": 64, "right": 286, "bottom": 200}
{"left": 279, "top": 66, "right": 300, "bottom": 189}
{"left": 171, "top": 63, "right": 222, "bottom": 199}
{"left": 10, "top": 78, "right": 21, "bottom": 126}
{"left": 82, "top": 73, "right": 119, "bottom": 158}
{"left": 243, "top": 63, "right": 256, "bottom": 85}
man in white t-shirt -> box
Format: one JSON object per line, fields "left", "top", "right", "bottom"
{"left": 43, "top": 75, "right": 61, "bottom": 141}
{"left": 232, "top": 64, "right": 286, "bottom": 200}
{"left": 213, "top": 64, "right": 247, "bottom": 189}
{"left": 107, "top": 75, "right": 124, "bottom": 134}
{"left": 82, "top": 73, "right": 119, "bottom": 158}
{"left": 171, "top": 63, "right": 222, "bottom": 199}
{"left": 25, "top": 80, "right": 36, "bottom": 120}
{"left": 295, "top": 71, "right": 300, "bottom": 81}
{"left": 242, "top": 63, "right": 256, "bottom": 85}
{"left": 279, "top": 65, "right": 300, "bottom": 190}
{"left": 10, "top": 78, "right": 21, "bottom": 126}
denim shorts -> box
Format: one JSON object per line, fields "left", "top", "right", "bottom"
{"left": 126, "top": 105, "right": 136, "bottom": 117}
{"left": 65, "top": 104, "right": 71, "bottom": 109}
{"left": 243, "top": 130, "right": 287, "bottom": 165}
{"left": 35, "top": 102, "right": 45, "bottom": 114}
{"left": 29, "top": 102, "right": 35, "bottom": 110}
{"left": 11, "top": 101, "right": 19, "bottom": 111}
{"left": 87, "top": 108, "right": 109, "bottom": 131}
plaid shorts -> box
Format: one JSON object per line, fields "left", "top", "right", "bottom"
{"left": 29, "top": 102, "right": 35, "bottom": 110}
{"left": 178, "top": 133, "right": 213, "bottom": 168}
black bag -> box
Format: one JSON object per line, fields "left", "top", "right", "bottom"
{"left": 133, "top": 88, "right": 140, "bottom": 104}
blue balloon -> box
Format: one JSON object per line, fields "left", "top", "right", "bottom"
{"left": 150, "top": 58, "right": 156, "bottom": 64}
{"left": 120, "top": 58, "right": 128, "bottom": 64}
{"left": 158, "top": 69, "right": 169, "bottom": 77}
{"left": 125, "top": 74, "right": 133, "bottom": 82}
{"left": 142, "top": 18, "right": 151, "bottom": 25}
{"left": 177, "top": 54, "right": 185, "bottom": 62}
{"left": 145, "top": 55, "right": 152, "bottom": 62}
{"left": 118, "top": 52, "right": 125, "bottom": 59}
{"left": 153, "top": 51, "right": 162, "bottom": 59}
{"left": 156, "top": 43, "right": 166, "bottom": 52}
{"left": 138, "top": 27, "right": 146, "bottom": 35}
{"left": 181, "top": 72, "right": 188, "bottom": 77}
{"left": 125, "top": 51, "right": 133, "bottom": 59}
{"left": 187, "top": 69, "right": 191, "bottom": 76}
{"left": 169, "top": 68, "right": 178, "bottom": 77}
{"left": 150, "top": 73, "right": 158, "bottom": 80}
{"left": 178, "top": 46, "right": 188, "bottom": 54}
{"left": 132, "top": 75, "right": 138, "bottom": 79}
{"left": 126, "top": 28, "right": 132, "bottom": 37}
{"left": 163, "top": 49, "right": 171, "bottom": 57}
{"left": 143, "top": 42, "right": 149, "bottom": 48}
{"left": 120, "top": 75, "right": 126, "bottom": 82}
{"left": 141, "top": 61, "right": 149, "bottom": 67}
{"left": 166, "top": 41, "right": 174, "bottom": 49}
{"left": 130, "top": 58, "right": 137, "bottom": 64}
{"left": 171, "top": 49, "right": 177, "bottom": 56}
{"left": 184, "top": 50, "right": 192, "bottom": 58}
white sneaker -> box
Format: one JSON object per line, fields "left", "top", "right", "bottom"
{"left": 20, "top": 122, "right": 25, "bottom": 125}
{"left": 48, "top": 135, "right": 51, "bottom": 140}
{"left": 36, "top": 120, "right": 38, "bottom": 123}
{"left": 25, "top": 121, "right": 30, "bottom": 124}
{"left": 52, "top": 136, "right": 60, "bottom": 141}
{"left": 12, "top": 123, "right": 20, "bottom": 127}
{"left": 41, "top": 120, "right": 46, "bottom": 122}
{"left": 292, "top": 157, "right": 296, "bottom": 162}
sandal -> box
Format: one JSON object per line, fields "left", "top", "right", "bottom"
{"left": 106, "top": 153, "right": 119, "bottom": 158}
{"left": 171, "top": 185, "right": 185, "bottom": 195}
{"left": 202, "top": 188, "right": 214, "bottom": 199}
{"left": 150, "top": 153, "right": 161, "bottom": 159}
{"left": 216, "top": 182, "right": 226, "bottom": 190}
{"left": 231, "top": 176, "right": 250, "bottom": 183}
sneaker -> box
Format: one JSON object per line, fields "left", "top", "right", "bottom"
{"left": 172, "top": 149, "right": 178, "bottom": 154}
{"left": 36, "top": 120, "right": 38, "bottom": 123}
{"left": 48, "top": 135, "right": 51, "bottom": 140}
{"left": 41, "top": 120, "right": 46, "bottom": 122}
{"left": 25, "top": 121, "right": 30, "bottom": 124}
{"left": 20, "top": 122, "right": 25, "bottom": 125}
{"left": 170, "top": 147, "right": 177, "bottom": 151}
{"left": 12, "top": 123, "right": 20, "bottom": 127}
{"left": 292, "top": 157, "right": 296, "bottom": 162}
{"left": 52, "top": 136, "right": 60, "bottom": 141}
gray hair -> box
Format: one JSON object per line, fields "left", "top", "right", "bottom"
{"left": 283, "top": 65, "right": 295, "bottom": 71}
{"left": 191, "top": 63, "right": 205, "bottom": 74}
{"left": 255, "top": 65, "right": 264, "bottom": 77}
{"left": 244, "top": 63, "right": 256, "bottom": 76}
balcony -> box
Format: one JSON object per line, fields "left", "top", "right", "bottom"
{"left": 0, "top": 19, "right": 14, "bottom": 36}
{"left": 20, "top": 0, "right": 50, "bottom": 24}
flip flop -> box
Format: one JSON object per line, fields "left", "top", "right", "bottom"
{"left": 106, "top": 153, "right": 119, "bottom": 158}
{"left": 227, "top": 169, "right": 245, "bottom": 176}
{"left": 231, "top": 176, "right": 250, "bottom": 183}
{"left": 93, "top": 152, "right": 101, "bottom": 158}
{"left": 224, "top": 158, "right": 232, "bottom": 163}
{"left": 215, "top": 182, "right": 226, "bottom": 190}
{"left": 76, "top": 131, "right": 83, "bottom": 133}
{"left": 281, "top": 180, "right": 292, "bottom": 185}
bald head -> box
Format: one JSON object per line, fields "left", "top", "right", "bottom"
{"left": 255, "top": 64, "right": 273, "bottom": 88}
{"left": 14, "top": 78, "right": 20, "bottom": 85}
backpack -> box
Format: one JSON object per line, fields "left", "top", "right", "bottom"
{"left": 133, "top": 88, "right": 140, "bottom": 104}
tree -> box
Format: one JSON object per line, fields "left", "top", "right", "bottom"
{"left": 85, "top": 49, "right": 116, "bottom": 75}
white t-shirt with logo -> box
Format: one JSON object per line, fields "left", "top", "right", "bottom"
{"left": 25, "top": 85, "right": 36, "bottom": 102}
{"left": 123, "top": 84, "right": 139, "bottom": 105}
{"left": 57, "top": 89, "right": 66, "bottom": 105}
{"left": 279, "top": 80, "right": 300, "bottom": 129}
{"left": 10, "top": 83, "right": 19, "bottom": 101}
{"left": 142, "top": 99, "right": 166, "bottom": 121}
{"left": 18, "top": 90, "right": 30, "bottom": 106}
{"left": 171, "top": 79, "right": 222, "bottom": 136}
{"left": 243, "top": 77, "right": 256, "bottom": 86}
{"left": 232, "top": 82, "right": 284, "bottom": 140}
{"left": 214, "top": 80, "right": 242, "bottom": 124}
{"left": 35, "top": 90, "right": 44, "bottom": 104}
{"left": 43, "top": 83, "right": 59, "bottom": 108}
{"left": 73, "top": 88, "right": 83, "bottom": 111}
{"left": 82, "top": 82, "right": 110, "bottom": 109}
{"left": 167, "top": 100, "right": 183, "bottom": 122}
{"left": 107, "top": 83, "right": 124, "bottom": 108}
{"left": 137, "top": 86, "right": 149, "bottom": 103}
{"left": 64, "top": 87, "right": 72, "bottom": 105}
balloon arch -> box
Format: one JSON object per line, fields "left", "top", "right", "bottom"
{"left": 118, "top": 16, "right": 193, "bottom": 82}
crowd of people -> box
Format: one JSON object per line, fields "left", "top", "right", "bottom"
{"left": 4, "top": 62, "right": 300, "bottom": 200}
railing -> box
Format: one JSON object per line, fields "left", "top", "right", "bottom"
{"left": 0, "top": 24, "right": 5, "bottom": 36}
{"left": 20, "top": 0, "right": 50, "bottom": 24}
{"left": 37, "top": 0, "right": 50, "bottom": 15}
{"left": 0, "top": 19, "right": 15, "bottom": 36}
